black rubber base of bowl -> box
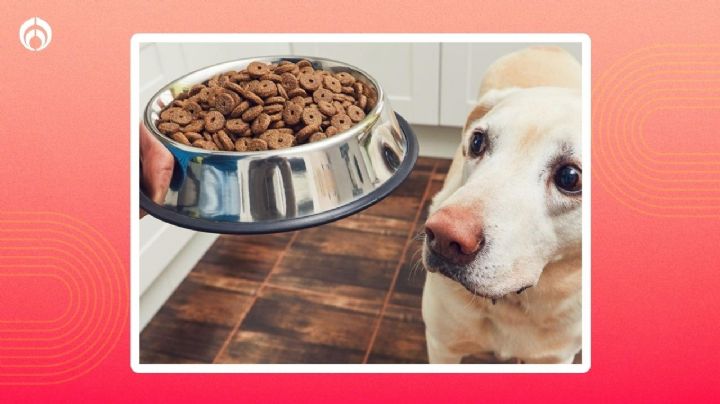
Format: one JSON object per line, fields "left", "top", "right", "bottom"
{"left": 140, "top": 113, "right": 419, "bottom": 234}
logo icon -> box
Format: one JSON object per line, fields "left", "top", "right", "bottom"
{"left": 19, "top": 17, "right": 52, "bottom": 52}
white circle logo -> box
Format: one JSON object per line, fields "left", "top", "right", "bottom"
{"left": 19, "top": 17, "right": 52, "bottom": 52}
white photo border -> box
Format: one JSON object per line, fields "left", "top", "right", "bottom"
{"left": 130, "top": 33, "right": 591, "bottom": 374}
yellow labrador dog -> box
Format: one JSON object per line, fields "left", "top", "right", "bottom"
{"left": 422, "top": 47, "right": 582, "bottom": 364}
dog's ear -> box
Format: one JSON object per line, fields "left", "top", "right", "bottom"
{"left": 463, "top": 87, "right": 520, "bottom": 132}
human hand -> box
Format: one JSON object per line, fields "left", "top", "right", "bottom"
{"left": 140, "top": 123, "right": 174, "bottom": 205}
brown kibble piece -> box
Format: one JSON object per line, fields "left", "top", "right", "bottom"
{"left": 262, "top": 73, "right": 282, "bottom": 83}
{"left": 296, "top": 124, "right": 320, "bottom": 143}
{"left": 169, "top": 108, "right": 193, "bottom": 125}
{"left": 299, "top": 66, "right": 315, "bottom": 75}
{"left": 277, "top": 83, "right": 288, "bottom": 99}
{"left": 333, "top": 101, "right": 346, "bottom": 115}
{"left": 317, "top": 100, "right": 337, "bottom": 116}
{"left": 274, "top": 62, "right": 297, "bottom": 74}
{"left": 224, "top": 81, "right": 245, "bottom": 94}
{"left": 189, "top": 84, "right": 206, "bottom": 96}
{"left": 357, "top": 94, "right": 368, "bottom": 110}
{"left": 196, "top": 87, "right": 211, "bottom": 103}
{"left": 290, "top": 96, "right": 306, "bottom": 107}
{"left": 234, "top": 138, "right": 248, "bottom": 151}
{"left": 331, "top": 113, "right": 352, "bottom": 130}
{"left": 325, "top": 126, "right": 339, "bottom": 137}
{"left": 282, "top": 102, "right": 303, "bottom": 125}
{"left": 251, "top": 113, "right": 271, "bottom": 135}
{"left": 302, "top": 107, "right": 323, "bottom": 126}
{"left": 323, "top": 75, "right": 342, "bottom": 93}
{"left": 246, "top": 138, "right": 268, "bottom": 151}
{"left": 215, "top": 92, "right": 236, "bottom": 115}
{"left": 184, "top": 101, "right": 202, "bottom": 117}
{"left": 313, "top": 88, "right": 334, "bottom": 104}
{"left": 158, "top": 121, "right": 180, "bottom": 134}
{"left": 223, "top": 87, "right": 242, "bottom": 105}
{"left": 264, "top": 96, "right": 285, "bottom": 105}
{"left": 254, "top": 80, "right": 277, "bottom": 98}
{"left": 193, "top": 139, "right": 218, "bottom": 150}
{"left": 281, "top": 73, "right": 298, "bottom": 90}
{"left": 247, "top": 61, "right": 270, "bottom": 77}
{"left": 299, "top": 73, "right": 321, "bottom": 91}
{"left": 265, "top": 131, "right": 295, "bottom": 150}
{"left": 334, "top": 71, "right": 356, "bottom": 85}
{"left": 225, "top": 119, "right": 250, "bottom": 135}
{"left": 287, "top": 88, "right": 307, "bottom": 98}
{"left": 160, "top": 107, "right": 181, "bottom": 120}
{"left": 309, "top": 132, "right": 327, "bottom": 143}
{"left": 215, "top": 130, "right": 235, "bottom": 150}
{"left": 239, "top": 88, "right": 264, "bottom": 105}
{"left": 346, "top": 105, "right": 366, "bottom": 122}
{"left": 230, "top": 101, "right": 251, "bottom": 118}
{"left": 185, "top": 132, "right": 203, "bottom": 142}
{"left": 263, "top": 104, "right": 284, "bottom": 114}
{"left": 241, "top": 105, "right": 263, "bottom": 122}
{"left": 172, "top": 132, "right": 191, "bottom": 145}
{"left": 204, "top": 111, "right": 225, "bottom": 132}
{"left": 183, "top": 119, "right": 204, "bottom": 132}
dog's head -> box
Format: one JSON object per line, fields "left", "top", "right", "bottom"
{"left": 423, "top": 86, "right": 582, "bottom": 298}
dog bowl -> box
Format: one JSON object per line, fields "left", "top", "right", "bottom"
{"left": 141, "top": 56, "right": 418, "bottom": 234}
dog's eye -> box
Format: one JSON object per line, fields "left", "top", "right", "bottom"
{"left": 554, "top": 165, "right": 582, "bottom": 194}
{"left": 469, "top": 129, "right": 487, "bottom": 157}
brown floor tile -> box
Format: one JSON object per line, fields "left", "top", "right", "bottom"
{"left": 328, "top": 209, "right": 414, "bottom": 239}
{"left": 139, "top": 350, "right": 204, "bottom": 364}
{"left": 361, "top": 158, "right": 434, "bottom": 222}
{"left": 366, "top": 305, "right": 428, "bottom": 363}
{"left": 388, "top": 241, "right": 427, "bottom": 309}
{"left": 389, "top": 167, "right": 449, "bottom": 308}
{"left": 268, "top": 250, "right": 398, "bottom": 303}
{"left": 288, "top": 220, "right": 408, "bottom": 263}
{"left": 434, "top": 157, "right": 453, "bottom": 173}
{"left": 215, "top": 286, "right": 380, "bottom": 363}
{"left": 140, "top": 274, "right": 258, "bottom": 363}
{"left": 194, "top": 232, "right": 292, "bottom": 283}
{"left": 266, "top": 202, "right": 417, "bottom": 302}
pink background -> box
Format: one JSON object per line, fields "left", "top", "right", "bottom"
{"left": 1, "top": 0, "right": 719, "bottom": 401}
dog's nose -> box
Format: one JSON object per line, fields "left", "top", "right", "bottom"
{"left": 425, "top": 206, "right": 484, "bottom": 266}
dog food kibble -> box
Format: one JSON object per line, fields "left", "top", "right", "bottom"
{"left": 156, "top": 59, "right": 378, "bottom": 151}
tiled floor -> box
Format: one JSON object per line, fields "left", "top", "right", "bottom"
{"left": 140, "top": 157, "right": 580, "bottom": 364}
{"left": 140, "top": 156, "right": 445, "bottom": 364}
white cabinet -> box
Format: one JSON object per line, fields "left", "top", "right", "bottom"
{"left": 291, "top": 43, "right": 440, "bottom": 125}
{"left": 439, "top": 43, "right": 582, "bottom": 127}
{"left": 139, "top": 43, "right": 200, "bottom": 283}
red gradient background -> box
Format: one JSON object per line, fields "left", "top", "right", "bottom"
{"left": 1, "top": 0, "right": 719, "bottom": 401}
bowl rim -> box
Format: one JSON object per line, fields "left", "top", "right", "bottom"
{"left": 144, "top": 55, "right": 387, "bottom": 157}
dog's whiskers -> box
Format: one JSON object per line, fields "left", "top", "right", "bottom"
{"left": 413, "top": 230, "right": 427, "bottom": 242}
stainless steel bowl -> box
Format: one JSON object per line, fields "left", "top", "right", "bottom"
{"left": 141, "top": 56, "right": 418, "bottom": 234}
